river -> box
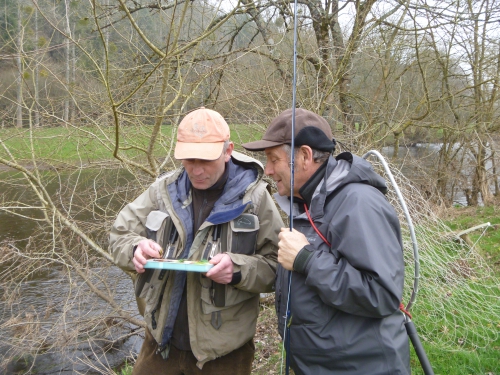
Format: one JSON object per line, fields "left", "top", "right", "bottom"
{"left": 0, "top": 168, "right": 144, "bottom": 374}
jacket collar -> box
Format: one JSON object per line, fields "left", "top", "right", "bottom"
{"left": 274, "top": 155, "right": 349, "bottom": 218}
{"left": 298, "top": 160, "right": 328, "bottom": 208}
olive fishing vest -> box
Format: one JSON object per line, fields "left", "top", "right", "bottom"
{"left": 134, "top": 180, "right": 261, "bottom": 335}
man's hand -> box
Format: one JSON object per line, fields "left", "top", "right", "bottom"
{"left": 132, "top": 239, "right": 162, "bottom": 273}
{"left": 278, "top": 228, "right": 310, "bottom": 271}
{"left": 206, "top": 253, "right": 234, "bottom": 284}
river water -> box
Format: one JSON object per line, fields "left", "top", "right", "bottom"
{"left": 0, "top": 168, "right": 144, "bottom": 374}
{"left": 380, "top": 143, "right": 472, "bottom": 205}
{"left": 1, "top": 266, "right": 142, "bottom": 374}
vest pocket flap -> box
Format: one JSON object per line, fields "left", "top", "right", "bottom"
{"left": 228, "top": 214, "right": 259, "bottom": 255}
{"left": 146, "top": 210, "right": 170, "bottom": 231}
{"left": 135, "top": 269, "right": 169, "bottom": 299}
{"left": 229, "top": 213, "right": 259, "bottom": 232}
{"left": 200, "top": 283, "right": 255, "bottom": 315}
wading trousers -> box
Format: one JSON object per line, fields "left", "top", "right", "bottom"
{"left": 132, "top": 328, "right": 255, "bottom": 375}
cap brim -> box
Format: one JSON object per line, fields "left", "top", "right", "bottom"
{"left": 174, "top": 142, "right": 224, "bottom": 160}
{"left": 242, "top": 139, "right": 285, "bottom": 151}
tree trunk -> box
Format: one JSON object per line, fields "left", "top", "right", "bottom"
{"left": 16, "top": 2, "right": 23, "bottom": 128}
{"left": 64, "top": 0, "right": 71, "bottom": 123}
{"left": 34, "top": 7, "right": 40, "bottom": 128}
{"left": 492, "top": 148, "right": 499, "bottom": 197}
{"left": 71, "top": 22, "right": 76, "bottom": 125}
{"left": 392, "top": 132, "right": 401, "bottom": 160}
{"left": 476, "top": 140, "right": 493, "bottom": 204}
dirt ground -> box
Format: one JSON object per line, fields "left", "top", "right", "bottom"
{"left": 252, "top": 295, "right": 288, "bottom": 375}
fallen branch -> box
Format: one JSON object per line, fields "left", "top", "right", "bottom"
{"left": 442, "top": 222, "right": 492, "bottom": 246}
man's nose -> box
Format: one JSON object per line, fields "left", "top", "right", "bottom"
{"left": 192, "top": 164, "right": 204, "bottom": 175}
{"left": 264, "top": 163, "right": 272, "bottom": 176}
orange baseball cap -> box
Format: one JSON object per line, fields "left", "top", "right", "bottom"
{"left": 174, "top": 107, "right": 230, "bottom": 160}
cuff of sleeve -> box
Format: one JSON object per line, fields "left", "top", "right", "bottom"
{"left": 229, "top": 271, "right": 242, "bottom": 285}
{"left": 293, "top": 245, "right": 314, "bottom": 274}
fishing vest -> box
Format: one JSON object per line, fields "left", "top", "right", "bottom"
{"left": 134, "top": 180, "right": 261, "bottom": 330}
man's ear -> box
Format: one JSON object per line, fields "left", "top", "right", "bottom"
{"left": 224, "top": 142, "right": 234, "bottom": 162}
{"left": 299, "top": 145, "right": 314, "bottom": 169}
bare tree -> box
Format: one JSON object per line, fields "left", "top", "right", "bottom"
{"left": 16, "top": 1, "right": 23, "bottom": 128}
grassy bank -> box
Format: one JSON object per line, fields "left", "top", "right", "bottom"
{"left": 443, "top": 205, "right": 500, "bottom": 272}
{"left": 0, "top": 124, "right": 263, "bottom": 167}
{"left": 1, "top": 125, "right": 175, "bottom": 167}
{"left": 408, "top": 205, "right": 500, "bottom": 374}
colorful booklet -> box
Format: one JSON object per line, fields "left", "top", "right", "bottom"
{"left": 144, "top": 259, "right": 214, "bottom": 272}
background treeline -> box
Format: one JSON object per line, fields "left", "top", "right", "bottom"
{"left": 1, "top": 0, "right": 499, "bottom": 206}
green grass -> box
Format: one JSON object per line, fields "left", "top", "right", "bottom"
{"left": 411, "top": 342, "right": 499, "bottom": 374}
{"left": 408, "top": 205, "right": 500, "bottom": 374}
{"left": 444, "top": 205, "right": 500, "bottom": 273}
{"left": 0, "top": 123, "right": 263, "bottom": 167}
{"left": 0, "top": 125, "right": 176, "bottom": 165}
{"left": 115, "top": 360, "right": 133, "bottom": 375}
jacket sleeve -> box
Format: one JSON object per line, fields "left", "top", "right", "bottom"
{"left": 227, "top": 183, "right": 282, "bottom": 294}
{"left": 109, "top": 187, "right": 157, "bottom": 271}
{"left": 303, "top": 185, "right": 404, "bottom": 318}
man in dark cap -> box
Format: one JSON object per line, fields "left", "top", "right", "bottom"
{"left": 243, "top": 108, "right": 411, "bottom": 375}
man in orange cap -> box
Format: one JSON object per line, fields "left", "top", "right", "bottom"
{"left": 110, "top": 107, "right": 283, "bottom": 374}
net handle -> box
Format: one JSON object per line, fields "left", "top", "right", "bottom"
{"left": 362, "top": 150, "right": 419, "bottom": 311}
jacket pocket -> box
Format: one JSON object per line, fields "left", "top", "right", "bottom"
{"left": 144, "top": 271, "right": 170, "bottom": 304}
{"left": 143, "top": 271, "right": 170, "bottom": 331}
{"left": 200, "top": 275, "right": 255, "bottom": 315}
{"left": 228, "top": 213, "right": 259, "bottom": 255}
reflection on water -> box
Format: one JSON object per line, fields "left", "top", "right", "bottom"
{"left": 0, "top": 168, "right": 145, "bottom": 374}
{"left": 0, "top": 168, "right": 139, "bottom": 245}
{"left": 1, "top": 266, "right": 143, "bottom": 374}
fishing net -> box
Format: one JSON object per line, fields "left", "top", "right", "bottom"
{"left": 368, "top": 156, "right": 500, "bottom": 352}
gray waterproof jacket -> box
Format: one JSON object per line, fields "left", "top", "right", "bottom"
{"left": 275, "top": 152, "right": 411, "bottom": 375}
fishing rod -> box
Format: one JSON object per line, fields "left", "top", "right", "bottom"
{"left": 281, "top": 0, "right": 299, "bottom": 374}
